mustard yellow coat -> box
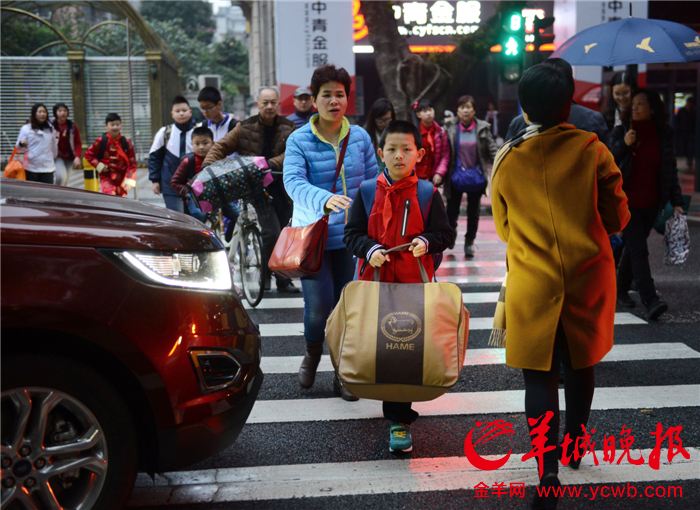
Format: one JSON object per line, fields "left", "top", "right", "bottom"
{"left": 491, "top": 125, "right": 631, "bottom": 371}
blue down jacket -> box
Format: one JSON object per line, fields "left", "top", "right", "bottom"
{"left": 283, "top": 115, "right": 379, "bottom": 250}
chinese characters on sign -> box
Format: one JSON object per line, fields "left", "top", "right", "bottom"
{"left": 276, "top": 1, "right": 354, "bottom": 115}
{"left": 474, "top": 482, "right": 526, "bottom": 498}
{"left": 311, "top": 2, "right": 328, "bottom": 67}
{"left": 396, "top": 1, "right": 483, "bottom": 37}
{"left": 464, "top": 416, "right": 691, "bottom": 478}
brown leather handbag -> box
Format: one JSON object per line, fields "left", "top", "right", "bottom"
{"left": 268, "top": 133, "right": 350, "bottom": 280}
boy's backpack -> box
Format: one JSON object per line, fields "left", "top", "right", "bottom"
{"left": 96, "top": 133, "right": 129, "bottom": 163}
{"left": 181, "top": 152, "right": 198, "bottom": 179}
{"left": 360, "top": 177, "right": 443, "bottom": 272}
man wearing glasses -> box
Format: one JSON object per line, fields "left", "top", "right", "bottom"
{"left": 203, "top": 86, "right": 300, "bottom": 293}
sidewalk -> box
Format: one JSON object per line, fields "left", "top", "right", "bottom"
{"left": 67, "top": 166, "right": 166, "bottom": 208}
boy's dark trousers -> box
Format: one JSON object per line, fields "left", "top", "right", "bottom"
{"left": 383, "top": 402, "right": 418, "bottom": 424}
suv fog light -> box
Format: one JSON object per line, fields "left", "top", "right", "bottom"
{"left": 188, "top": 349, "right": 242, "bottom": 394}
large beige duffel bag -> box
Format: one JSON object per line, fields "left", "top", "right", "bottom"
{"left": 325, "top": 245, "right": 469, "bottom": 402}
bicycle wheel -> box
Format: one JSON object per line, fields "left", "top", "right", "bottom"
{"left": 239, "top": 224, "right": 265, "bottom": 307}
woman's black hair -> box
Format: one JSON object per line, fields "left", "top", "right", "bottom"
{"left": 310, "top": 64, "right": 353, "bottom": 99}
{"left": 518, "top": 64, "right": 574, "bottom": 128}
{"left": 363, "top": 98, "right": 396, "bottom": 148}
{"left": 30, "top": 103, "right": 51, "bottom": 131}
{"left": 457, "top": 95, "right": 476, "bottom": 109}
{"left": 414, "top": 100, "right": 433, "bottom": 113}
{"left": 51, "top": 102, "right": 73, "bottom": 131}
{"left": 378, "top": 120, "right": 422, "bottom": 151}
{"left": 632, "top": 89, "right": 668, "bottom": 131}
{"left": 602, "top": 71, "right": 637, "bottom": 128}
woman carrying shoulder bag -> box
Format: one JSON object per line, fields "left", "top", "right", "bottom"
{"left": 608, "top": 89, "right": 684, "bottom": 320}
{"left": 283, "top": 64, "right": 380, "bottom": 400}
{"left": 444, "top": 95, "right": 498, "bottom": 257}
{"left": 16, "top": 103, "right": 57, "bottom": 184}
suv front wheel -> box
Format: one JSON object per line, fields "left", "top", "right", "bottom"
{"left": 1, "top": 356, "right": 138, "bottom": 510}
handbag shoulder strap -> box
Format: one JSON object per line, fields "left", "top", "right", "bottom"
{"left": 330, "top": 128, "right": 350, "bottom": 194}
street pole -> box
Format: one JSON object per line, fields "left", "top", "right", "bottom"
{"left": 126, "top": 18, "right": 139, "bottom": 200}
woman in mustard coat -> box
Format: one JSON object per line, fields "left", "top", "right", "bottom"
{"left": 491, "top": 64, "right": 630, "bottom": 509}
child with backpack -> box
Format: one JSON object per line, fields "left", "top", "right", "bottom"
{"left": 84, "top": 113, "right": 137, "bottom": 197}
{"left": 171, "top": 125, "right": 239, "bottom": 236}
{"left": 148, "top": 96, "right": 196, "bottom": 212}
{"left": 343, "top": 120, "right": 454, "bottom": 452}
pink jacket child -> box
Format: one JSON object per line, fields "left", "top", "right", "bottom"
{"left": 414, "top": 100, "right": 450, "bottom": 183}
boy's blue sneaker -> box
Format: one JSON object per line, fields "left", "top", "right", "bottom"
{"left": 389, "top": 422, "right": 413, "bottom": 453}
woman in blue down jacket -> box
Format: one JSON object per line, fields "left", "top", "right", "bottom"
{"left": 284, "top": 64, "right": 379, "bottom": 401}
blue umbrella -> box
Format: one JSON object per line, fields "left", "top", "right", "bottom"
{"left": 552, "top": 18, "right": 700, "bottom": 65}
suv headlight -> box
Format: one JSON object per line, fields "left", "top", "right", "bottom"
{"left": 110, "top": 250, "right": 232, "bottom": 291}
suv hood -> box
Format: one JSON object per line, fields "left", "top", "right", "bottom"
{"left": 1, "top": 180, "right": 222, "bottom": 251}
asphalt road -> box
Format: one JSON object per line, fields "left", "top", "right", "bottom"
{"left": 125, "top": 211, "right": 700, "bottom": 510}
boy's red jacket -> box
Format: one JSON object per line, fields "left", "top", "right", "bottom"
{"left": 84, "top": 134, "right": 137, "bottom": 186}
{"left": 343, "top": 171, "right": 454, "bottom": 283}
{"left": 170, "top": 153, "right": 204, "bottom": 197}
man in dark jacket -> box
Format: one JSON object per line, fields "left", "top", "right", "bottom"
{"left": 505, "top": 59, "right": 609, "bottom": 145}
{"left": 286, "top": 87, "right": 314, "bottom": 128}
{"left": 203, "top": 86, "right": 299, "bottom": 293}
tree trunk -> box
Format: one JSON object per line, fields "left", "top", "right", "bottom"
{"left": 362, "top": 1, "right": 452, "bottom": 121}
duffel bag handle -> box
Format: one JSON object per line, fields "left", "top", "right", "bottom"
{"left": 372, "top": 243, "right": 429, "bottom": 283}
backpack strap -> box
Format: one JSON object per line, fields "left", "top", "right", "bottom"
{"left": 182, "top": 152, "right": 197, "bottom": 179}
{"left": 360, "top": 177, "right": 378, "bottom": 219}
{"left": 97, "top": 134, "right": 109, "bottom": 162}
{"left": 163, "top": 125, "right": 172, "bottom": 148}
{"left": 416, "top": 179, "right": 434, "bottom": 232}
{"left": 119, "top": 136, "right": 129, "bottom": 153}
{"left": 227, "top": 118, "right": 238, "bottom": 132}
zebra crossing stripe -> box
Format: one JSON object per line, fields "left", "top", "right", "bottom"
{"left": 246, "top": 385, "right": 700, "bottom": 424}
{"left": 244, "top": 292, "right": 503, "bottom": 310}
{"left": 258, "top": 313, "right": 647, "bottom": 337}
{"left": 259, "top": 343, "right": 700, "bottom": 374}
{"left": 129, "top": 447, "right": 699, "bottom": 505}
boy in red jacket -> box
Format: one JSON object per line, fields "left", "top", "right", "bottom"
{"left": 84, "top": 113, "right": 137, "bottom": 197}
{"left": 171, "top": 125, "right": 239, "bottom": 239}
{"left": 170, "top": 125, "right": 214, "bottom": 199}
{"left": 344, "top": 120, "right": 454, "bottom": 453}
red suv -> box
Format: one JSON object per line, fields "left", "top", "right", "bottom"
{"left": 1, "top": 180, "right": 263, "bottom": 509}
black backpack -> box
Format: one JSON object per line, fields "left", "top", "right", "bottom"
{"left": 181, "top": 152, "right": 198, "bottom": 180}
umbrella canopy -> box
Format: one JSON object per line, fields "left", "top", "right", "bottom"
{"left": 552, "top": 18, "right": 700, "bottom": 65}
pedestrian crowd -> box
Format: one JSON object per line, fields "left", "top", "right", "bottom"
{"left": 9, "top": 57, "right": 689, "bottom": 510}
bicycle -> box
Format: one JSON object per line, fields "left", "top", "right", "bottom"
{"left": 198, "top": 199, "right": 264, "bottom": 307}
{"left": 187, "top": 166, "right": 283, "bottom": 308}
{"left": 229, "top": 199, "right": 265, "bottom": 307}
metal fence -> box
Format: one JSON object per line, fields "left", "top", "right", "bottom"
{"left": 0, "top": 56, "right": 152, "bottom": 163}
{"left": 0, "top": 57, "right": 73, "bottom": 162}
